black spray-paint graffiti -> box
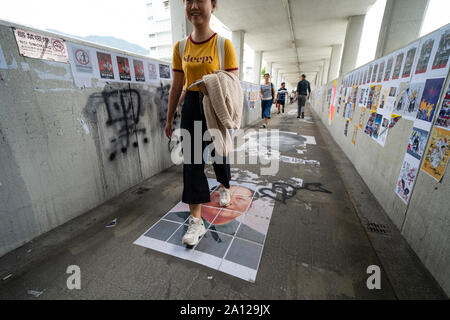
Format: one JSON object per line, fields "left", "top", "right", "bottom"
{"left": 259, "top": 182, "right": 332, "bottom": 204}
{"left": 83, "top": 82, "right": 179, "bottom": 162}
{"left": 102, "top": 88, "right": 148, "bottom": 161}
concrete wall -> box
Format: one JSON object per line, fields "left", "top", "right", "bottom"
{"left": 310, "top": 26, "right": 450, "bottom": 295}
{"left": 0, "top": 20, "right": 262, "bottom": 257}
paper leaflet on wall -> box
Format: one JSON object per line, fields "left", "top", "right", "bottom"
{"left": 13, "top": 28, "right": 69, "bottom": 63}
{"left": 421, "top": 126, "right": 450, "bottom": 182}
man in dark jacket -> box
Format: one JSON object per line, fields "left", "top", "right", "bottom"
{"left": 296, "top": 74, "right": 311, "bottom": 118}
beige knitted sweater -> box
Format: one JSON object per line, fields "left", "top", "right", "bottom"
{"left": 202, "top": 70, "right": 243, "bottom": 156}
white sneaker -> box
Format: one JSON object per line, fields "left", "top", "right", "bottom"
{"left": 219, "top": 186, "right": 231, "bottom": 207}
{"left": 182, "top": 216, "right": 206, "bottom": 246}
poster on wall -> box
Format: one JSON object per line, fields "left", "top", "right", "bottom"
{"left": 395, "top": 153, "right": 420, "bottom": 204}
{"left": 359, "top": 107, "right": 367, "bottom": 129}
{"left": 96, "top": 52, "right": 115, "bottom": 79}
{"left": 352, "top": 125, "right": 358, "bottom": 145}
{"left": 435, "top": 82, "right": 450, "bottom": 129}
{"left": 421, "top": 127, "right": 450, "bottom": 182}
{"left": 384, "top": 56, "right": 394, "bottom": 81}
{"left": 133, "top": 59, "right": 145, "bottom": 82}
{"left": 432, "top": 28, "right": 450, "bottom": 71}
{"left": 147, "top": 61, "right": 159, "bottom": 81}
{"left": 328, "top": 80, "right": 337, "bottom": 125}
{"left": 344, "top": 120, "right": 349, "bottom": 136}
{"left": 384, "top": 85, "right": 399, "bottom": 113}
{"left": 364, "top": 113, "right": 376, "bottom": 136}
{"left": 394, "top": 82, "right": 425, "bottom": 120}
{"left": 377, "top": 61, "right": 385, "bottom": 83}
{"left": 71, "top": 45, "right": 94, "bottom": 74}
{"left": 393, "top": 82, "right": 410, "bottom": 115}
{"left": 392, "top": 52, "right": 404, "bottom": 80}
{"left": 378, "top": 86, "right": 389, "bottom": 113}
{"left": 367, "top": 85, "right": 382, "bottom": 113}
{"left": 371, "top": 64, "right": 379, "bottom": 83}
{"left": 415, "top": 38, "right": 435, "bottom": 75}
{"left": 402, "top": 46, "right": 418, "bottom": 78}
{"left": 13, "top": 28, "right": 69, "bottom": 63}
{"left": 406, "top": 127, "right": 429, "bottom": 160}
{"left": 116, "top": 56, "right": 131, "bottom": 81}
{"left": 159, "top": 63, "right": 171, "bottom": 79}
{"left": 416, "top": 77, "right": 445, "bottom": 123}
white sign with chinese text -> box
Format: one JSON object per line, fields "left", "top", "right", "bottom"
{"left": 13, "top": 28, "right": 69, "bottom": 63}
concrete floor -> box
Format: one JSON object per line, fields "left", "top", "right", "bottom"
{"left": 0, "top": 103, "right": 446, "bottom": 300}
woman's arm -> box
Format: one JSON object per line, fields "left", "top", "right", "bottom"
{"left": 165, "top": 71, "right": 184, "bottom": 139}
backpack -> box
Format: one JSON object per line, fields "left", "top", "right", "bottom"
{"left": 179, "top": 34, "right": 226, "bottom": 70}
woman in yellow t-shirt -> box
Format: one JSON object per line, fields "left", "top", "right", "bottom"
{"left": 164, "top": 0, "right": 239, "bottom": 247}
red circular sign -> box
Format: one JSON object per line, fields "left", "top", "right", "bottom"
{"left": 52, "top": 40, "right": 65, "bottom": 53}
{"left": 75, "top": 49, "right": 90, "bottom": 65}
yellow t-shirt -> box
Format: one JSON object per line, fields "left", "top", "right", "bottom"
{"left": 172, "top": 33, "right": 238, "bottom": 91}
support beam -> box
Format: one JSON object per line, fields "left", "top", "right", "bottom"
{"left": 375, "top": 0, "right": 430, "bottom": 58}
{"left": 277, "top": 73, "right": 282, "bottom": 89}
{"left": 232, "top": 30, "right": 245, "bottom": 80}
{"left": 340, "top": 15, "right": 365, "bottom": 77}
{"left": 169, "top": 0, "right": 193, "bottom": 44}
{"left": 272, "top": 68, "right": 279, "bottom": 87}
{"left": 253, "top": 51, "right": 262, "bottom": 84}
{"left": 328, "top": 44, "right": 343, "bottom": 82}
{"left": 322, "top": 59, "right": 330, "bottom": 85}
{"left": 266, "top": 62, "right": 273, "bottom": 77}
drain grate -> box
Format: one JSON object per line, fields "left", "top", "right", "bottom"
{"left": 366, "top": 222, "right": 389, "bottom": 235}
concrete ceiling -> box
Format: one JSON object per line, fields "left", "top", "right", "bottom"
{"left": 215, "top": 0, "right": 376, "bottom": 86}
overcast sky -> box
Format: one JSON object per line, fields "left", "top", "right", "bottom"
{"left": 0, "top": 0, "right": 150, "bottom": 49}
{"left": 1, "top": 0, "right": 449, "bottom": 66}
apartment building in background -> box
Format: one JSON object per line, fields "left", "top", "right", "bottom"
{"left": 146, "top": 0, "right": 234, "bottom": 62}
{"left": 147, "top": 0, "right": 172, "bottom": 61}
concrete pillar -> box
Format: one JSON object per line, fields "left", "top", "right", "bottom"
{"left": 232, "top": 30, "right": 245, "bottom": 79}
{"left": 375, "top": 0, "right": 430, "bottom": 58}
{"left": 340, "top": 15, "right": 365, "bottom": 77}
{"left": 277, "top": 73, "right": 282, "bottom": 89}
{"left": 272, "top": 68, "right": 279, "bottom": 87}
{"left": 318, "top": 66, "right": 324, "bottom": 87}
{"left": 253, "top": 51, "right": 262, "bottom": 84}
{"left": 328, "top": 44, "right": 343, "bottom": 82}
{"left": 266, "top": 62, "right": 273, "bottom": 77}
{"left": 169, "top": 0, "right": 193, "bottom": 44}
{"left": 322, "top": 59, "right": 330, "bottom": 85}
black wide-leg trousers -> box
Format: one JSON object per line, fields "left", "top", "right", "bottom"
{"left": 180, "top": 91, "right": 231, "bottom": 204}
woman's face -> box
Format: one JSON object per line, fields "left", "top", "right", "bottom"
{"left": 185, "top": 0, "right": 215, "bottom": 27}
{"left": 201, "top": 186, "right": 253, "bottom": 225}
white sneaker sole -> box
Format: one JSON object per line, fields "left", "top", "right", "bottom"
{"left": 182, "top": 230, "right": 206, "bottom": 246}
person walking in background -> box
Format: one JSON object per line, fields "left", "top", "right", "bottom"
{"left": 276, "top": 82, "right": 288, "bottom": 113}
{"left": 290, "top": 90, "right": 295, "bottom": 104}
{"left": 296, "top": 74, "right": 311, "bottom": 119}
{"left": 260, "top": 73, "right": 276, "bottom": 128}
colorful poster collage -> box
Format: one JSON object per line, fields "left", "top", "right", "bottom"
{"left": 339, "top": 24, "right": 450, "bottom": 205}
{"left": 67, "top": 41, "right": 169, "bottom": 88}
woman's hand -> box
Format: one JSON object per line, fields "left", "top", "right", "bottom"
{"left": 197, "top": 82, "right": 208, "bottom": 96}
{"left": 165, "top": 120, "right": 173, "bottom": 140}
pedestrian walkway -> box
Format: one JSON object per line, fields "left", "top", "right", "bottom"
{"left": 0, "top": 103, "right": 445, "bottom": 299}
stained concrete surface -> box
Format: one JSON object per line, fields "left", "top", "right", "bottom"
{"left": 0, "top": 103, "right": 446, "bottom": 299}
